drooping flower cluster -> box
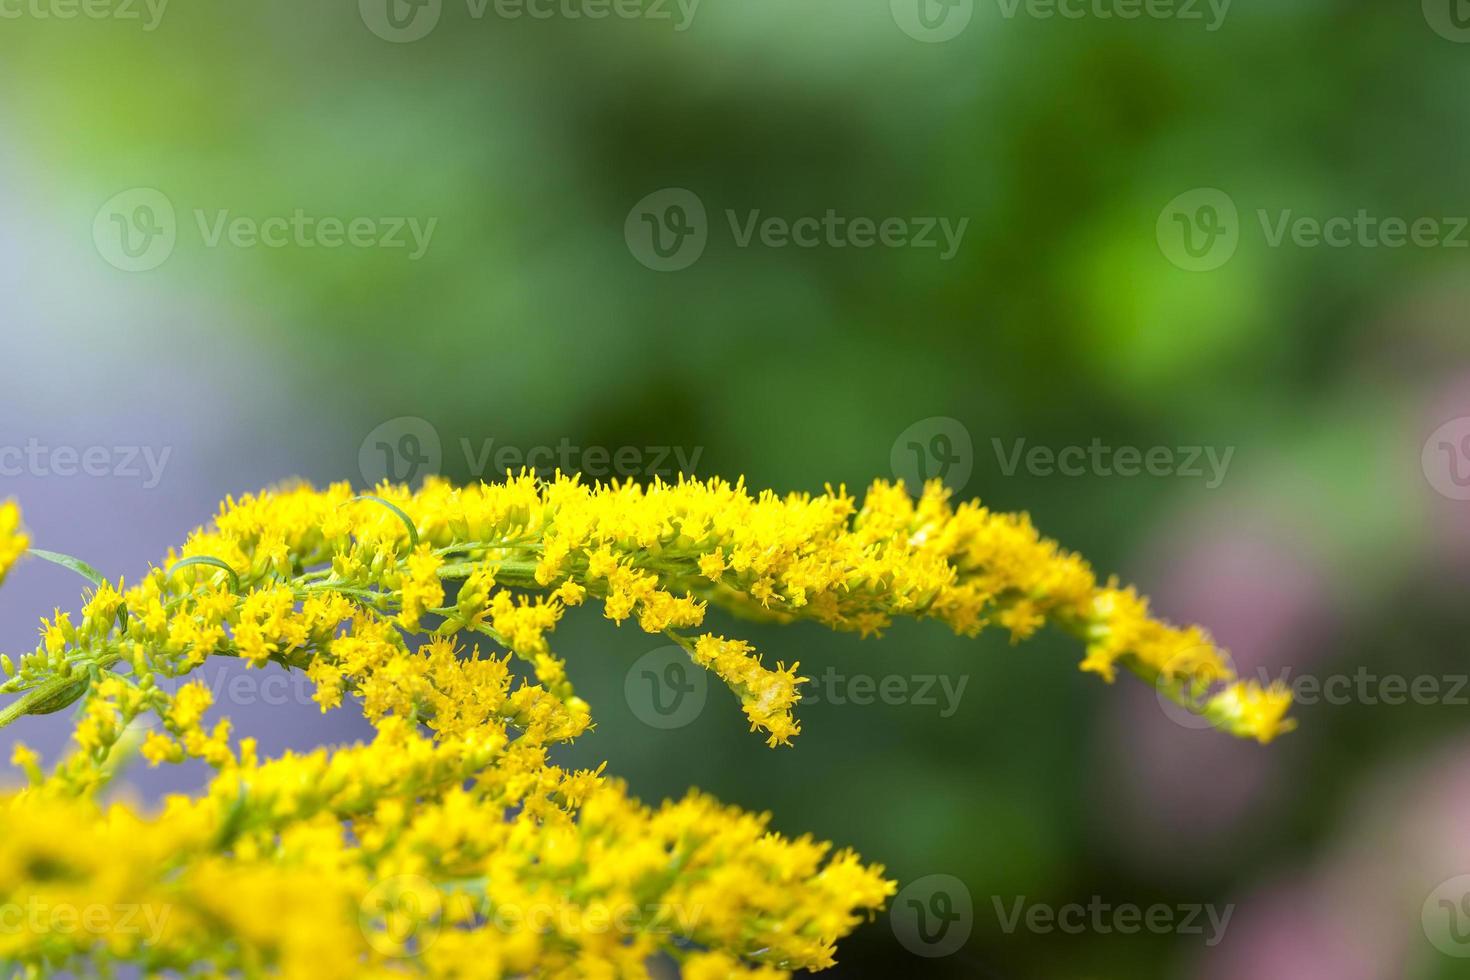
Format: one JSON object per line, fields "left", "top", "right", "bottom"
{"left": 0, "top": 474, "right": 1292, "bottom": 977}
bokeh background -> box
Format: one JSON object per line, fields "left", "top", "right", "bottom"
{"left": 3, "top": 1, "right": 1470, "bottom": 976}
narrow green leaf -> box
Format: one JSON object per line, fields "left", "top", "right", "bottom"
{"left": 168, "top": 556, "right": 242, "bottom": 594}
{"left": 351, "top": 495, "right": 420, "bottom": 550}
{"left": 28, "top": 548, "right": 107, "bottom": 587}
{"left": 29, "top": 548, "right": 130, "bottom": 629}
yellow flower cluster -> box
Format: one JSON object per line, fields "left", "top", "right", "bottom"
{"left": 0, "top": 500, "right": 26, "bottom": 586}
{"left": 0, "top": 474, "right": 1292, "bottom": 976}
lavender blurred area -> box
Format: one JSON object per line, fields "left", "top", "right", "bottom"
{"left": 0, "top": 129, "right": 377, "bottom": 801}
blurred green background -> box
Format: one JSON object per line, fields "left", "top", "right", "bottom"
{"left": 3, "top": 1, "right": 1470, "bottom": 976}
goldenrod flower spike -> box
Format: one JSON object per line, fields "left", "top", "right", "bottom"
{"left": 0, "top": 478, "right": 1291, "bottom": 976}
{"left": 0, "top": 500, "right": 26, "bottom": 587}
